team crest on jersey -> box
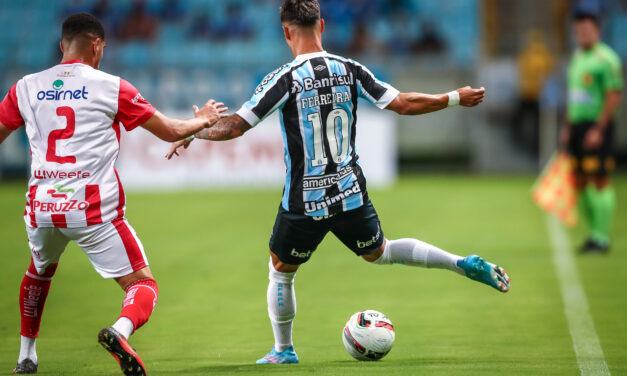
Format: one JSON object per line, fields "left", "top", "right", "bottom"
{"left": 254, "top": 64, "right": 289, "bottom": 95}
{"left": 52, "top": 80, "right": 64, "bottom": 90}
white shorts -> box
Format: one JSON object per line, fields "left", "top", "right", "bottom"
{"left": 26, "top": 218, "right": 149, "bottom": 279}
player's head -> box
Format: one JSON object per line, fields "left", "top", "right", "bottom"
{"left": 61, "top": 13, "right": 106, "bottom": 68}
{"left": 280, "top": 0, "right": 324, "bottom": 52}
{"left": 573, "top": 11, "right": 601, "bottom": 50}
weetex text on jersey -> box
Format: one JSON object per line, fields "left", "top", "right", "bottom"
{"left": 36, "top": 86, "right": 88, "bottom": 101}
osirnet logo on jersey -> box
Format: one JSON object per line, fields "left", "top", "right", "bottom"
{"left": 30, "top": 184, "right": 90, "bottom": 213}
{"left": 36, "top": 80, "right": 88, "bottom": 101}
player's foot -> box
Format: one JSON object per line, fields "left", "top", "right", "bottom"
{"left": 98, "top": 327, "right": 146, "bottom": 376}
{"left": 457, "top": 255, "right": 510, "bottom": 292}
{"left": 579, "top": 239, "right": 610, "bottom": 254}
{"left": 256, "top": 346, "right": 299, "bottom": 364}
{"left": 12, "top": 359, "right": 37, "bottom": 374}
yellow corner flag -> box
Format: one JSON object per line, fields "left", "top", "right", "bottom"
{"left": 532, "top": 153, "right": 578, "bottom": 227}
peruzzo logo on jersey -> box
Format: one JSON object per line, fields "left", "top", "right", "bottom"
{"left": 30, "top": 184, "right": 89, "bottom": 213}
{"left": 36, "top": 80, "right": 88, "bottom": 101}
{"left": 254, "top": 65, "right": 289, "bottom": 95}
{"left": 291, "top": 73, "right": 355, "bottom": 94}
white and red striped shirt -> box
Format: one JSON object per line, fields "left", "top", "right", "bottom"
{"left": 0, "top": 60, "right": 155, "bottom": 228}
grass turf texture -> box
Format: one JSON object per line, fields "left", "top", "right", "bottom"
{"left": 0, "top": 175, "right": 625, "bottom": 375}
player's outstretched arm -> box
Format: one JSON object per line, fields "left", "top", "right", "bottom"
{"left": 165, "top": 114, "right": 252, "bottom": 159}
{"left": 142, "top": 100, "right": 227, "bottom": 143}
{"left": 0, "top": 123, "right": 12, "bottom": 144}
{"left": 386, "top": 86, "right": 485, "bottom": 116}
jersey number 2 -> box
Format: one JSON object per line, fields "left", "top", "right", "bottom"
{"left": 308, "top": 108, "right": 350, "bottom": 167}
{"left": 46, "top": 107, "right": 76, "bottom": 164}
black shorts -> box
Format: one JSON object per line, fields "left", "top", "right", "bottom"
{"left": 269, "top": 200, "right": 384, "bottom": 265}
{"left": 567, "top": 121, "right": 615, "bottom": 176}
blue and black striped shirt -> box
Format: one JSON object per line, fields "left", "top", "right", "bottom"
{"left": 236, "top": 51, "right": 399, "bottom": 216}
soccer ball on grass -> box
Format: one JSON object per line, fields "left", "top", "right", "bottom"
{"left": 342, "top": 310, "right": 395, "bottom": 361}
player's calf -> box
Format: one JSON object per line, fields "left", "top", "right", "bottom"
{"left": 14, "top": 259, "right": 58, "bottom": 374}
{"left": 368, "top": 238, "right": 510, "bottom": 292}
{"left": 100, "top": 274, "right": 158, "bottom": 375}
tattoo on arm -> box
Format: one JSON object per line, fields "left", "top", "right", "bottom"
{"left": 194, "top": 114, "right": 252, "bottom": 141}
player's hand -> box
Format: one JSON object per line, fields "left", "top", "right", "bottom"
{"left": 195, "top": 100, "right": 228, "bottom": 126}
{"left": 165, "top": 138, "right": 193, "bottom": 160}
{"left": 457, "top": 86, "right": 485, "bottom": 107}
{"left": 584, "top": 125, "right": 604, "bottom": 151}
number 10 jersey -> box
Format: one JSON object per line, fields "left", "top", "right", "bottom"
{"left": 236, "top": 51, "right": 399, "bottom": 217}
{"left": 0, "top": 60, "right": 156, "bottom": 228}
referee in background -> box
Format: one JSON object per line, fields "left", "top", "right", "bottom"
{"left": 561, "top": 8, "right": 623, "bottom": 253}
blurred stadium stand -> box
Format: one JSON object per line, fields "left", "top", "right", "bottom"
{"left": 0, "top": 0, "right": 625, "bottom": 178}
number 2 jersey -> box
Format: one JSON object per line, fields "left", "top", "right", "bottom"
{"left": 236, "top": 51, "right": 399, "bottom": 217}
{"left": 0, "top": 60, "right": 156, "bottom": 228}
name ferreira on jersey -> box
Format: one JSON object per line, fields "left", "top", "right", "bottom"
{"left": 301, "top": 91, "right": 352, "bottom": 110}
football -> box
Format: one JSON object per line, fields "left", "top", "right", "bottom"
{"left": 342, "top": 310, "right": 395, "bottom": 361}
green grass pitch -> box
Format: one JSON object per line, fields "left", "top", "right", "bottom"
{"left": 1, "top": 175, "right": 625, "bottom": 375}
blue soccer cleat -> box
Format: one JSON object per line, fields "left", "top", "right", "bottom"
{"left": 256, "top": 346, "right": 299, "bottom": 364}
{"left": 457, "top": 255, "right": 510, "bottom": 293}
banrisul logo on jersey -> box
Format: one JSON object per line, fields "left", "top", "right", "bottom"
{"left": 37, "top": 80, "right": 88, "bottom": 101}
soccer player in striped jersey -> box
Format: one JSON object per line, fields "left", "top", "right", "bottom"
{"left": 0, "top": 13, "right": 226, "bottom": 376}
{"left": 167, "top": 0, "right": 511, "bottom": 364}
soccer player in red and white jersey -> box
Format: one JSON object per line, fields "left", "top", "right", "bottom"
{"left": 0, "top": 13, "right": 226, "bottom": 376}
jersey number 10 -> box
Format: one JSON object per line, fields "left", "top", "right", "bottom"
{"left": 308, "top": 108, "right": 350, "bottom": 167}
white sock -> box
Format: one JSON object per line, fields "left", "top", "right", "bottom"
{"left": 267, "top": 259, "right": 296, "bottom": 352}
{"left": 373, "top": 238, "right": 465, "bottom": 275}
{"left": 112, "top": 317, "right": 134, "bottom": 339}
{"left": 18, "top": 335, "right": 37, "bottom": 364}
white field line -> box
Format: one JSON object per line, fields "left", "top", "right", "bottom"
{"left": 546, "top": 215, "right": 611, "bottom": 376}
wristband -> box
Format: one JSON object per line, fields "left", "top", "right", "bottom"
{"left": 185, "top": 135, "right": 195, "bottom": 142}
{"left": 447, "top": 90, "right": 460, "bottom": 107}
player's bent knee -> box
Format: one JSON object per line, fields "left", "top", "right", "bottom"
{"left": 115, "top": 266, "right": 153, "bottom": 291}
{"left": 361, "top": 240, "right": 386, "bottom": 263}
{"left": 270, "top": 250, "right": 300, "bottom": 273}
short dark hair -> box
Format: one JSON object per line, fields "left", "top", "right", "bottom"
{"left": 280, "top": 0, "right": 320, "bottom": 27}
{"left": 573, "top": 10, "right": 600, "bottom": 26}
{"left": 62, "top": 13, "right": 105, "bottom": 42}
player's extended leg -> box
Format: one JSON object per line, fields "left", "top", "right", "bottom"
{"left": 13, "top": 259, "right": 59, "bottom": 374}
{"left": 98, "top": 267, "right": 158, "bottom": 376}
{"left": 364, "top": 238, "right": 510, "bottom": 292}
{"left": 68, "top": 219, "right": 157, "bottom": 376}
{"left": 257, "top": 252, "right": 300, "bottom": 364}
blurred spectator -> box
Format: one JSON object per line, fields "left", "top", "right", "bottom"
{"left": 412, "top": 20, "right": 446, "bottom": 54}
{"left": 188, "top": 13, "right": 214, "bottom": 40}
{"left": 119, "top": 0, "right": 159, "bottom": 42}
{"left": 92, "top": 0, "right": 121, "bottom": 38}
{"left": 512, "top": 29, "right": 555, "bottom": 154}
{"left": 62, "top": 0, "right": 88, "bottom": 18}
{"left": 161, "top": 0, "right": 184, "bottom": 22}
{"left": 214, "top": 4, "right": 253, "bottom": 41}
